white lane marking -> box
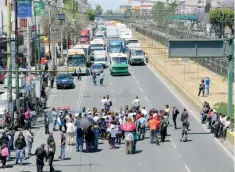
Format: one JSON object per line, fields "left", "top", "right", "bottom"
{"left": 147, "top": 64, "right": 234, "bottom": 159}
{"left": 184, "top": 164, "right": 191, "bottom": 172}
{"left": 133, "top": 75, "right": 136, "bottom": 78}
{"left": 140, "top": 88, "right": 143, "bottom": 92}
{"left": 111, "top": 89, "right": 113, "bottom": 93}
{"left": 170, "top": 138, "right": 176, "bottom": 148}
{"left": 76, "top": 75, "right": 87, "bottom": 110}
{"left": 110, "top": 82, "right": 112, "bottom": 85}
{"left": 178, "top": 154, "right": 182, "bottom": 157}
{"left": 75, "top": 77, "right": 84, "bottom": 109}
{"left": 145, "top": 97, "right": 148, "bottom": 101}
{"left": 138, "top": 162, "right": 142, "bottom": 165}
{"left": 136, "top": 80, "right": 139, "bottom": 85}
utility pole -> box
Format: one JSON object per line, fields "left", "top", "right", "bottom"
{"left": 48, "top": 1, "right": 52, "bottom": 61}
{"left": 38, "top": 24, "right": 41, "bottom": 71}
{"left": 34, "top": 3, "right": 37, "bottom": 74}
{"left": 60, "top": 25, "right": 63, "bottom": 60}
{"left": 26, "top": 20, "right": 32, "bottom": 85}
{"left": 6, "top": 0, "right": 12, "bottom": 119}
{"left": 15, "top": 0, "right": 20, "bottom": 114}
{"left": 227, "top": 39, "right": 234, "bottom": 119}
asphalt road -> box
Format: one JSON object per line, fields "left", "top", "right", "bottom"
{"left": 4, "top": 64, "right": 234, "bottom": 172}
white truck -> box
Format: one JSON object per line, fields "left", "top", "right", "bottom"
{"left": 94, "top": 50, "right": 107, "bottom": 67}
{"left": 119, "top": 28, "right": 132, "bottom": 39}
{"left": 127, "top": 43, "right": 146, "bottom": 65}
{"left": 106, "top": 26, "right": 119, "bottom": 38}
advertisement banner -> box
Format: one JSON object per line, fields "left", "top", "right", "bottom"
{"left": 34, "top": 1, "right": 45, "bottom": 16}
{"left": 18, "top": 0, "right": 32, "bottom": 18}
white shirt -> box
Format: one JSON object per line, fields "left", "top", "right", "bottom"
{"left": 132, "top": 99, "right": 140, "bottom": 107}
{"left": 106, "top": 98, "right": 112, "bottom": 106}
{"left": 141, "top": 109, "right": 148, "bottom": 116}
{"left": 128, "top": 113, "right": 136, "bottom": 119}
{"left": 93, "top": 116, "right": 99, "bottom": 122}
{"left": 66, "top": 122, "right": 75, "bottom": 133}
{"left": 119, "top": 117, "right": 126, "bottom": 124}
{"left": 100, "top": 73, "right": 104, "bottom": 79}
{"left": 125, "top": 132, "right": 134, "bottom": 141}
{"left": 225, "top": 120, "right": 231, "bottom": 128}
{"left": 100, "top": 98, "right": 107, "bottom": 109}
{"left": 222, "top": 117, "right": 227, "bottom": 125}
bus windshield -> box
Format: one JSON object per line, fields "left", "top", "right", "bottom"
{"left": 126, "top": 40, "right": 138, "bottom": 45}
{"left": 67, "top": 55, "right": 86, "bottom": 67}
{"left": 90, "top": 44, "right": 104, "bottom": 50}
{"left": 132, "top": 50, "right": 144, "bottom": 56}
{"left": 112, "top": 57, "right": 127, "bottom": 64}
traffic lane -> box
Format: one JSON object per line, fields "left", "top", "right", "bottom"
{"left": 129, "top": 65, "right": 234, "bottom": 172}
{"left": 8, "top": 80, "right": 84, "bottom": 172}
{"left": 110, "top": 72, "right": 150, "bottom": 111}
{"left": 79, "top": 68, "right": 112, "bottom": 110}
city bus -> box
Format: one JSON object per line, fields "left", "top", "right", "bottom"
{"left": 67, "top": 49, "right": 89, "bottom": 75}
{"left": 109, "top": 53, "right": 129, "bottom": 76}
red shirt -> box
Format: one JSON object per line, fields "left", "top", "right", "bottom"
{"left": 136, "top": 113, "right": 142, "bottom": 119}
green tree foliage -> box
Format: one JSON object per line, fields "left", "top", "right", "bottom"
{"left": 151, "top": 1, "right": 178, "bottom": 26}
{"left": 209, "top": 8, "right": 234, "bottom": 38}
{"left": 105, "top": 9, "right": 113, "bottom": 15}
{"left": 95, "top": 5, "right": 103, "bottom": 15}
{"left": 86, "top": 8, "right": 96, "bottom": 21}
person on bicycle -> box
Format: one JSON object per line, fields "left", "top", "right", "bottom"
{"left": 132, "top": 96, "right": 140, "bottom": 112}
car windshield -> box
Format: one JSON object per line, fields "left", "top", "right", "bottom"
{"left": 95, "top": 35, "right": 104, "bottom": 38}
{"left": 112, "top": 57, "right": 127, "bottom": 64}
{"left": 110, "top": 45, "right": 121, "bottom": 49}
{"left": 95, "top": 58, "right": 105, "bottom": 61}
{"left": 90, "top": 44, "right": 104, "bottom": 50}
{"left": 132, "top": 50, "right": 144, "bottom": 56}
{"left": 67, "top": 55, "right": 86, "bottom": 67}
{"left": 92, "top": 64, "right": 102, "bottom": 69}
{"left": 57, "top": 74, "right": 72, "bottom": 79}
{"left": 126, "top": 40, "right": 138, "bottom": 45}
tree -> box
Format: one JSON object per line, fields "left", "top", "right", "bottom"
{"left": 95, "top": 5, "right": 103, "bottom": 15}
{"left": 105, "top": 9, "right": 113, "bottom": 15}
{"left": 86, "top": 8, "right": 96, "bottom": 21}
{"left": 209, "top": 8, "right": 234, "bottom": 38}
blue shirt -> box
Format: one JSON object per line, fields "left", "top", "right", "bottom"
{"left": 139, "top": 117, "right": 146, "bottom": 125}
{"left": 205, "top": 78, "right": 210, "bottom": 86}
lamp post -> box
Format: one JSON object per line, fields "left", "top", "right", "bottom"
{"left": 58, "top": 13, "right": 65, "bottom": 61}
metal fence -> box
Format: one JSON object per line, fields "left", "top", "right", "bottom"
{"left": 132, "top": 23, "right": 234, "bottom": 81}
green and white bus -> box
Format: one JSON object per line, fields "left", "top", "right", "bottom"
{"left": 109, "top": 53, "right": 129, "bottom": 76}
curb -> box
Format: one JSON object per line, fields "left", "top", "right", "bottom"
{"left": 148, "top": 57, "right": 234, "bottom": 147}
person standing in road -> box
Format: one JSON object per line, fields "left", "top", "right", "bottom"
{"left": 198, "top": 79, "right": 205, "bottom": 97}
{"left": 44, "top": 114, "right": 50, "bottom": 134}
{"left": 52, "top": 108, "right": 57, "bottom": 131}
{"left": 100, "top": 70, "right": 104, "bottom": 85}
{"left": 48, "top": 142, "right": 56, "bottom": 172}
{"left": 35, "top": 143, "right": 48, "bottom": 172}
{"left": 172, "top": 106, "right": 179, "bottom": 129}
{"left": 100, "top": 96, "right": 107, "bottom": 113}
{"left": 50, "top": 75, "right": 54, "bottom": 88}
{"left": 26, "top": 129, "right": 34, "bottom": 157}
{"left": 106, "top": 95, "right": 112, "bottom": 111}
{"left": 132, "top": 96, "right": 140, "bottom": 112}
{"left": 77, "top": 67, "right": 82, "bottom": 80}
{"left": 92, "top": 72, "right": 97, "bottom": 85}
{"left": 15, "top": 133, "right": 26, "bottom": 165}
{"left": 75, "top": 119, "right": 84, "bottom": 152}
{"left": 0, "top": 143, "right": 8, "bottom": 168}
{"left": 66, "top": 121, "right": 75, "bottom": 145}
{"left": 205, "top": 77, "right": 210, "bottom": 96}
{"left": 59, "top": 132, "right": 66, "bottom": 160}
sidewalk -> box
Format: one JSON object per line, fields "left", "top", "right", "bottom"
{"left": 132, "top": 31, "right": 234, "bottom": 151}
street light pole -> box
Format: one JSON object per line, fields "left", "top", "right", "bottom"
{"left": 228, "top": 39, "right": 234, "bottom": 119}
{"left": 48, "top": 1, "right": 52, "bottom": 61}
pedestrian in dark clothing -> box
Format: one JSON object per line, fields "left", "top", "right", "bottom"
{"left": 44, "top": 114, "right": 50, "bottom": 134}
{"left": 48, "top": 142, "right": 56, "bottom": 172}
{"left": 50, "top": 76, "right": 54, "bottom": 88}
{"left": 0, "top": 132, "right": 9, "bottom": 146}
{"left": 59, "top": 132, "right": 66, "bottom": 160}
{"left": 77, "top": 67, "right": 82, "bottom": 80}
{"left": 99, "top": 118, "right": 107, "bottom": 140}
{"left": 19, "top": 109, "right": 25, "bottom": 129}
{"left": 35, "top": 144, "right": 48, "bottom": 172}
{"left": 15, "top": 134, "right": 26, "bottom": 165}
{"left": 85, "top": 127, "right": 94, "bottom": 152}
{"left": 198, "top": 80, "right": 205, "bottom": 96}
{"left": 172, "top": 106, "right": 179, "bottom": 129}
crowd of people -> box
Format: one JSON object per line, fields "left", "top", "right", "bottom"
{"left": 0, "top": 94, "right": 232, "bottom": 171}
{"left": 200, "top": 101, "right": 231, "bottom": 142}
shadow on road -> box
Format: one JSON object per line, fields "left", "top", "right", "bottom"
{"left": 188, "top": 132, "right": 210, "bottom": 135}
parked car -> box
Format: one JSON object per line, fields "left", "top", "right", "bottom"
{"left": 90, "top": 63, "right": 104, "bottom": 75}
{"left": 56, "top": 74, "right": 75, "bottom": 89}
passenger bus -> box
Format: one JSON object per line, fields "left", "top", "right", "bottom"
{"left": 73, "top": 44, "right": 90, "bottom": 56}
{"left": 89, "top": 39, "right": 105, "bottom": 62}
{"left": 109, "top": 53, "right": 129, "bottom": 76}
{"left": 67, "top": 49, "right": 89, "bottom": 75}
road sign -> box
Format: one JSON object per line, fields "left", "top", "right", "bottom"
{"left": 168, "top": 39, "right": 225, "bottom": 58}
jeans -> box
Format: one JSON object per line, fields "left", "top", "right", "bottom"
{"left": 93, "top": 138, "right": 98, "bottom": 151}
{"left": 134, "top": 106, "right": 140, "bottom": 112}
{"left": 60, "top": 145, "right": 65, "bottom": 160}
{"left": 110, "top": 137, "right": 115, "bottom": 147}
{"left": 6, "top": 145, "right": 11, "bottom": 160}
{"left": 150, "top": 130, "right": 156, "bottom": 143}
{"left": 52, "top": 120, "right": 57, "bottom": 130}
{"left": 86, "top": 141, "right": 93, "bottom": 151}
{"left": 28, "top": 142, "right": 33, "bottom": 155}
{"left": 201, "top": 113, "right": 207, "bottom": 123}
{"left": 205, "top": 85, "right": 209, "bottom": 96}
{"left": 100, "top": 78, "right": 104, "bottom": 85}
{"left": 16, "top": 149, "right": 24, "bottom": 164}
{"left": 93, "top": 78, "right": 96, "bottom": 85}
{"left": 76, "top": 137, "right": 83, "bottom": 152}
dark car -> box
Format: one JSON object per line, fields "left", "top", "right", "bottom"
{"left": 90, "top": 63, "right": 104, "bottom": 75}
{"left": 56, "top": 74, "right": 75, "bottom": 89}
